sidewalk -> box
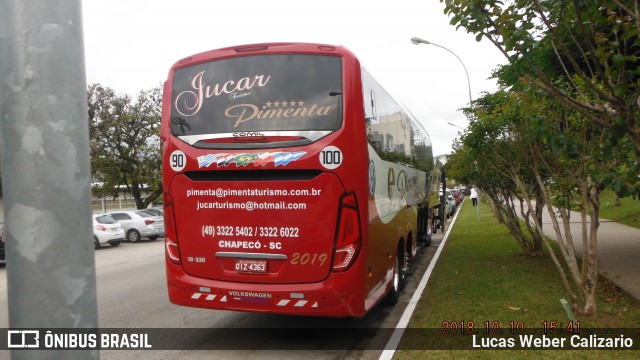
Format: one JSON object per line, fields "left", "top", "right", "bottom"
{"left": 536, "top": 207, "right": 640, "bottom": 301}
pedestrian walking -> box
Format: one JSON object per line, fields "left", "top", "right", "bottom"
{"left": 470, "top": 187, "right": 478, "bottom": 206}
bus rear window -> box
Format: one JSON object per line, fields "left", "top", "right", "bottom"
{"left": 170, "top": 55, "right": 343, "bottom": 143}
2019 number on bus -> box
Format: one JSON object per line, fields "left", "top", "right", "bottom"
{"left": 161, "top": 43, "right": 436, "bottom": 317}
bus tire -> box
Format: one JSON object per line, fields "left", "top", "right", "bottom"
{"left": 385, "top": 248, "right": 406, "bottom": 305}
{"left": 384, "top": 254, "right": 401, "bottom": 305}
{"left": 401, "top": 248, "right": 410, "bottom": 286}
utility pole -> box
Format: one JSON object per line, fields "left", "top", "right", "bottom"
{"left": 0, "top": 1, "right": 99, "bottom": 359}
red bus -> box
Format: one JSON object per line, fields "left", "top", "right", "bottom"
{"left": 161, "top": 43, "right": 436, "bottom": 317}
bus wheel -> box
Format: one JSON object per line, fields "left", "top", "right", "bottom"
{"left": 384, "top": 251, "right": 404, "bottom": 305}
{"left": 401, "top": 251, "right": 410, "bottom": 286}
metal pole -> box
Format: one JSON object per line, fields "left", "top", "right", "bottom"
{"left": 410, "top": 37, "right": 473, "bottom": 104}
{"left": 412, "top": 37, "right": 478, "bottom": 220}
{"left": 477, "top": 189, "right": 481, "bottom": 220}
{"left": 446, "top": 122, "right": 464, "bottom": 131}
{"left": 0, "top": 1, "right": 98, "bottom": 359}
{"left": 428, "top": 42, "right": 472, "bottom": 105}
{"left": 441, "top": 165, "right": 446, "bottom": 233}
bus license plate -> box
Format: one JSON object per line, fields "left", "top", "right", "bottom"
{"left": 235, "top": 259, "right": 267, "bottom": 273}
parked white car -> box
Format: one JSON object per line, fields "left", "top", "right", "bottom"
{"left": 438, "top": 190, "right": 457, "bottom": 218}
{"left": 93, "top": 214, "right": 124, "bottom": 249}
{"left": 445, "top": 189, "right": 457, "bottom": 216}
{"left": 142, "top": 208, "right": 163, "bottom": 217}
{"left": 108, "top": 210, "right": 164, "bottom": 242}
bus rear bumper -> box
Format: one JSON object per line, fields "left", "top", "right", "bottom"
{"left": 166, "top": 260, "right": 367, "bottom": 317}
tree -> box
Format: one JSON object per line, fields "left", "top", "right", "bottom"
{"left": 452, "top": 85, "right": 631, "bottom": 315}
{"left": 448, "top": 91, "right": 547, "bottom": 257}
{"left": 442, "top": 0, "right": 640, "bottom": 316}
{"left": 442, "top": 0, "right": 640, "bottom": 197}
{"left": 87, "top": 84, "right": 162, "bottom": 209}
{"left": 524, "top": 97, "right": 615, "bottom": 316}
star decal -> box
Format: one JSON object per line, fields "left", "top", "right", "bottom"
{"left": 262, "top": 100, "right": 307, "bottom": 108}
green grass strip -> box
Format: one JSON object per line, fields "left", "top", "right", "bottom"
{"left": 394, "top": 200, "right": 640, "bottom": 359}
{"left": 599, "top": 190, "right": 640, "bottom": 229}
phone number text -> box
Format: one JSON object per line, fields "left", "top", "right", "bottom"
{"left": 202, "top": 225, "right": 300, "bottom": 238}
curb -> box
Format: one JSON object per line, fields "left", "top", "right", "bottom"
{"left": 379, "top": 206, "right": 462, "bottom": 359}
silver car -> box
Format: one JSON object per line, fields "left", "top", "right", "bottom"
{"left": 108, "top": 210, "right": 164, "bottom": 242}
{"left": 135, "top": 210, "right": 165, "bottom": 238}
{"left": 438, "top": 190, "right": 456, "bottom": 218}
{"left": 142, "top": 208, "right": 163, "bottom": 217}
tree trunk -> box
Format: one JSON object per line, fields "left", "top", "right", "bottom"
{"left": 524, "top": 170, "right": 580, "bottom": 306}
{"left": 486, "top": 194, "right": 535, "bottom": 256}
{"left": 532, "top": 184, "right": 546, "bottom": 256}
{"left": 577, "top": 182, "right": 600, "bottom": 316}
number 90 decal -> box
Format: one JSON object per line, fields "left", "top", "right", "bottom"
{"left": 170, "top": 150, "right": 186, "bottom": 172}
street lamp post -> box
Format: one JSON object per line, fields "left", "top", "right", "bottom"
{"left": 447, "top": 122, "right": 464, "bottom": 131}
{"left": 413, "top": 37, "right": 480, "bottom": 220}
{"left": 410, "top": 37, "right": 473, "bottom": 104}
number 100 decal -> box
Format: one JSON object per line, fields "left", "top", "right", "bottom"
{"left": 170, "top": 150, "right": 187, "bottom": 172}
{"left": 319, "top": 146, "right": 343, "bottom": 170}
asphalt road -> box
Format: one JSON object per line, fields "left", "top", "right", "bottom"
{"left": 0, "top": 235, "right": 441, "bottom": 359}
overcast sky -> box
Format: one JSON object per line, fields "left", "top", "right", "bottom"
{"left": 82, "top": 0, "right": 505, "bottom": 156}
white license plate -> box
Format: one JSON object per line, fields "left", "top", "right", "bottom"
{"left": 235, "top": 259, "right": 267, "bottom": 273}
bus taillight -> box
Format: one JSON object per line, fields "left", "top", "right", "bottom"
{"left": 332, "top": 193, "right": 361, "bottom": 272}
{"left": 163, "top": 192, "right": 181, "bottom": 264}
{"left": 165, "top": 238, "right": 181, "bottom": 265}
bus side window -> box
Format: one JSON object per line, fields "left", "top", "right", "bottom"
{"left": 370, "top": 90, "right": 377, "bottom": 121}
